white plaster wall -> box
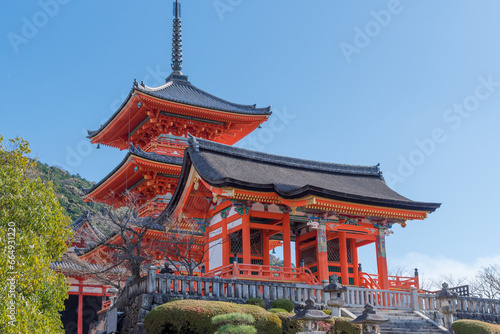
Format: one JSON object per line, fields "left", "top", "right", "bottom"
{"left": 227, "top": 217, "right": 242, "bottom": 230}
{"left": 210, "top": 213, "right": 222, "bottom": 226}
{"left": 209, "top": 239, "right": 223, "bottom": 270}
{"left": 209, "top": 227, "right": 222, "bottom": 239}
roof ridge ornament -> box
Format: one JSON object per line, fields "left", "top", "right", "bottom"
{"left": 171, "top": 0, "right": 183, "bottom": 74}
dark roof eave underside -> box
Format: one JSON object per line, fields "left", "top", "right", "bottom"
{"left": 85, "top": 146, "right": 183, "bottom": 196}
{"left": 199, "top": 176, "right": 441, "bottom": 213}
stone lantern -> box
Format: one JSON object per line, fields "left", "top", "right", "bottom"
{"left": 351, "top": 304, "right": 389, "bottom": 334}
{"left": 291, "top": 298, "right": 332, "bottom": 334}
{"left": 324, "top": 274, "right": 347, "bottom": 317}
{"left": 108, "top": 288, "right": 119, "bottom": 307}
{"left": 436, "top": 282, "right": 458, "bottom": 330}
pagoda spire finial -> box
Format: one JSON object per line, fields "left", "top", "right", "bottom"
{"left": 171, "top": 0, "right": 183, "bottom": 74}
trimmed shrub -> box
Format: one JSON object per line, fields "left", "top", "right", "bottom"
{"left": 144, "top": 300, "right": 281, "bottom": 334}
{"left": 451, "top": 319, "right": 500, "bottom": 334}
{"left": 268, "top": 308, "right": 289, "bottom": 314}
{"left": 275, "top": 312, "right": 302, "bottom": 334}
{"left": 213, "top": 313, "right": 256, "bottom": 334}
{"left": 246, "top": 298, "right": 265, "bottom": 308}
{"left": 271, "top": 299, "right": 294, "bottom": 313}
{"left": 332, "top": 317, "right": 362, "bottom": 334}
{"left": 216, "top": 324, "right": 257, "bottom": 334}
{"left": 213, "top": 313, "right": 255, "bottom": 327}
{"left": 322, "top": 309, "right": 332, "bottom": 316}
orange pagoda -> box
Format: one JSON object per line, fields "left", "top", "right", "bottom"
{"left": 84, "top": 0, "right": 271, "bottom": 217}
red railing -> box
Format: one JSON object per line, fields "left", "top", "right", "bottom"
{"left": 204, "top": 263, "right": 320, "bottom": 286}
{"left": 360, "top": 272, "right": 419, "bottom": 290}
{"left": 143, "top": 139, "right": 187, "bottom": 156}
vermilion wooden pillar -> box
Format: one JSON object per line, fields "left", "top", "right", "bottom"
{"left": 339, "top": 232, "right": 349, "bottom": 285}
{"left": 242, "top": 212, "right": 251, "bottom": 264}
{"left": 316, "top": 223, "right": 329, "bottom": 282}
{"left": 222, "top": 217, "right": 230, "bottom": 267}
{"left": 376, "top": 229, "right": 389, "bottom": 290}
{"left": 263, "top": 232, "right": 270, "bottom": 267}
{"left": 282, "top": 214, "right": 292, "bottom": 269}
{"left": 352, "top": 242, "right": 360, "bottom": 286}
{"left": 78, "top": 283, "right": 83, "bottom": 334}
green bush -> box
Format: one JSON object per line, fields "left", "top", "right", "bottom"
{"left": 144, "top": 300, "right": 281, "bottom": 334}
{"left": 275, "top": 312, "right": 302, "bottom": 334}
{"left": 451, "top": 319, "right": 500, "bottom": 334}
{"left": 213, "top": 313, "right": 255, "bottom": 327}
{"left": 246, "top": 298, "right": 265, "bottom": 308}
{"left": 271, "top": 299, "right": 294, "bottom": 313}
{"left": 213, "top": 313, "right": 256, "bottom": 334}
{"left": 268, "top": 308, "right": 289, "bottom": 314}
{"left": 322, "top": 309, "right": 332, "bottom": 315}
{"left": 216, "top": 324, "right": 257, "bottom": 334}
{"left": 332, "top": 317, "right": 362, "bottom": 334}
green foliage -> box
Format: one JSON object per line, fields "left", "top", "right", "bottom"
{"left": 213, "top": 313, "right": 256, "bottom": 334}
{"left": 215, "top": 324, "right": 257, "bottom": 334}
{"left": 451, "top": 319, "right": 500, "bottom": 334}
{"left": 268, "top": 308, "right": 289, "bottom": 314}
{"left": 271, "top": 299, "right": 294, "bottom": 313}
{"left": 144, "top": 300, "right": 281, "bottom": 334}
{"left": 332, "top": 317, "right": 362, "bottom": 334}
{"left": 32, "top": 159, "right": 107, "bottom": 221}
{"left": 0, "top": 137, "right": 72, "bottom": 333}
{"left": 213, "top": 313, "right": 255, "bottom": 327}
{"left": 323, "top": 309, "right": 332, "bottom": 315}
{"left": 275, "top": 312, "right": 302, "bottom": 334}
{"left": 246, "top": 298, "right": 265, "bottom": 308}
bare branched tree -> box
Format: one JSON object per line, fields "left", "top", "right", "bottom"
{"left": 471, "top": 265, "right": 500, "bottom": 299}
{"left": 78, "top": 192, "right": 165, "bottom": 289}
{"left": 158, "top": 216, "right": 225, "bottom": 277}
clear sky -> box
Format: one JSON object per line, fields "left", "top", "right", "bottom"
{"left": 2, "top": 0, "right": 500, "bottom": 284}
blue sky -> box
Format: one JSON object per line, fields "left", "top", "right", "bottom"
{"left": 2, "top": 0, "right": 500, "bottom": 284}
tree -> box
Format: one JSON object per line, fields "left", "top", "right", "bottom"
{"left": 78, "top": 193, "right": 159, "bottom": 289}
{"left": 471, "top": 265, "right": 500, "bottom": 299}
{"left": 0, "top": 136, "right": 72, "bottom": 333}
{"left": 160, "top": 217, "right": 213, "bottom": 277}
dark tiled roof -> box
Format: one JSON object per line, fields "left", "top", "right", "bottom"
{"left": 88, "top": 74, "right": 271, "bottom": 138}
{"left": 167, "top": 136, "right": 441, "bottom": 213}
{"left": 85, "top": 145, "right": 183, "bottom": 196}
{"left": 71, "top": 211, "right": 107, "bottom": 240}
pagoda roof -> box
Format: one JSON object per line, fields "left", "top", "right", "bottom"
{"left": 161, "top": 136, "right": 441, "bottom": 218}
{"left": 85, "top": 145, "right": 183, "bottom": 197}
{"left": 88, "top": 74, "right": 271, "bottom": 140}
{"left": 71, "top": 211, "right": 107, "bottom": 240}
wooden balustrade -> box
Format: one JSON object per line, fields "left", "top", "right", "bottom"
{"left": 204, "top": 263, "right": 319, "bottom": 285}
{"left": 359, "top": 272, "right": 419, "bottom": 290}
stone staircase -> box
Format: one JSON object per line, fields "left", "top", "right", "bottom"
{"left": 345, "top": 308, "right": 450, "bottom": 333}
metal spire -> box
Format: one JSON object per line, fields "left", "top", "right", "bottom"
{"left": 171, "top": 0, "right": 183, "bottom": 74}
